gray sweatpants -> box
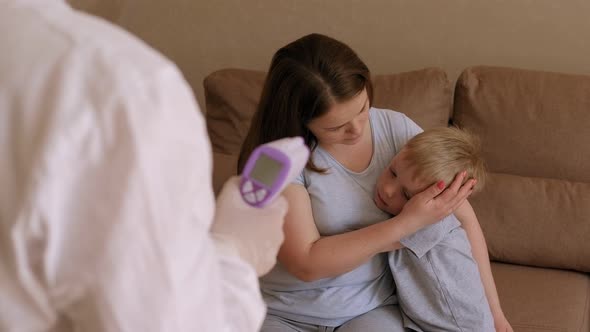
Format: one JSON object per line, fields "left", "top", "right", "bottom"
{"left": 391, "top": 221, "right": 495, "bottom": 332}
{"left": 260, "top": 304, "right": 410, "bottom": 332}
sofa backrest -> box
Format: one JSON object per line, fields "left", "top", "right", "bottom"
{"left": 204, "top": 67, "right": 452, "bottom": 157}
{"left": 204, "top": 67, "right": 452, "bottom": 194}
{"left": 204, "top": 65, "right": 590, "bottom": 274}
{"left": 204, "top": 69, "right": 266, "bottom": 156}
{"left": 453, "top": 66, "right": 590, "bottom": 273}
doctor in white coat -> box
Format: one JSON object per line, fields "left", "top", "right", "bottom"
{"left": 0, "top": 1, "right": 287, "bottom": 331}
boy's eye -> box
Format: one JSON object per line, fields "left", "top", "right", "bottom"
{"left": 390, "top": 169, "right": 396, "bottom": 177}
{"left": 403, "top": 191, "right": 411, "bottom": 200}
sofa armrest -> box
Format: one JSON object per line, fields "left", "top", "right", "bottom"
{"left": 212, "top": 151, "right": 238, "bottom": 197}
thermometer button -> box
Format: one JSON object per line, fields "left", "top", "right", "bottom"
{"left": 255, "top": 188, "right": 268, "bottom": 201}
{"left": 244, "top": 192, "right": 257, "bottom": 204}
{"left": 242, "top": 180, "right": 254, "bottom": 193}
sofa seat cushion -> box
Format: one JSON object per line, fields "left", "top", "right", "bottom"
{"left": 492, "top": 262, "right": 590, "bottom": 332}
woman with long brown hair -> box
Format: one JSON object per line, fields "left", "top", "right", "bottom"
{"left": 239, "top": 33, "right": 511, "bottom": 331}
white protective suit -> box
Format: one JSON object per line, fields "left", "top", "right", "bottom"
{"left": 0, "top": 1, "right": 286, "bottom": 331}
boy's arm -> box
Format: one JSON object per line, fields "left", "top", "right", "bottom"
{"left": 455, "top": 201, "right": 513, "bottom": 331}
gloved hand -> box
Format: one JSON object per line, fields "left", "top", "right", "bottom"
{"left": 211, "top": 176, "right": 288, "bottom": 276}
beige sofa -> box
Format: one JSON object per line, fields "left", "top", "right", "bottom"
{"left": 204, "top": 66, "right": 590, "bottom": 332}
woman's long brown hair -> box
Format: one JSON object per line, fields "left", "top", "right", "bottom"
{"left": 237, "top": 33, "right": 373, "bottom": 174}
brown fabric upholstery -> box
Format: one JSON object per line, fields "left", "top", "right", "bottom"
{"left": 454, "top": 66, "right": 590, "bottom": 274}
{"left": 453, "top": 66, "right": 590, "bottom": 183}
{"left": 204, "top": 69, "right": 266, "bottom": 155}
{"left": 491, "top": 262, "right": 590, "bottom": 332}
{"left": 204, "top": 67, "right": 453, "bottom": 194}
{"left": 372, "top": 68, "right": 452, "bottom": 129}
{"left": 211, "top": 151, "right": 238, "bottom": 196}
{"left": 471, "top": 172, "right": 590, "bottom": 272}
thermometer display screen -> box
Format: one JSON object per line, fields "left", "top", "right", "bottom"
{"left": 250, "top": 153, "right": 283, "bottom": 187}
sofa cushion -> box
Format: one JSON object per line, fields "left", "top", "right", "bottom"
{"left": 454, "top": 66, "right": 590, "bottom": 273}
{"left": 204, "top": 68, "right": 452, "bottom": 193}
{"left": 371, "top": 67, "right": 452, "bottom": 128}
{"left": 204, "top": 69, "right": 266, "bottom": 155}
{"left": 453, "top": 66, "right": 590, "bottom": 182}
{"left": 471, "top": 172, "right": 590, "bottom": 272}
{"left": 491, "top": 262, "right": 590, "bottom": 332}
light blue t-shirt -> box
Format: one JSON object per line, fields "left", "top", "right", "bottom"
{"left": 260, "top": 108, "right": 423, "bottom": 326}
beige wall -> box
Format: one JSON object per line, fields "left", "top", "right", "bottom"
{"left": 70, "top": 0, "right": 590, "bottom": 111}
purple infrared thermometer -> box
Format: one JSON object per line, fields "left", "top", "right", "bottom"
{"left": 240, "top": 137, "right": 310, "bottom": 208}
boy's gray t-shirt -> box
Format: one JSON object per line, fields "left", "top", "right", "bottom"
{"left": 260, "top": 108, "right": 423, "bottom": 326}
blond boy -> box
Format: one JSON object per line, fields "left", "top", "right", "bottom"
{"left": 374, "top": 127, "right": 495, "bottom": 331}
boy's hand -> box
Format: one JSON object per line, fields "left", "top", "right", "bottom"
{"left": 493, "top": 310, "right": 514, "bottom": 332}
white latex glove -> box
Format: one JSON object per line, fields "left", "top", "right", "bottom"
{"left": 212, "top": 176, "right": 288, "bottom": 276}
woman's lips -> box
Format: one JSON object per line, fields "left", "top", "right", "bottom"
{"left": 347, "top": 135, "right": 361, "bottom": 143}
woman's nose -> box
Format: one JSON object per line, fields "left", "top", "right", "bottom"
{"left": 347, "top": 119, "right": 362, "bottom": 135}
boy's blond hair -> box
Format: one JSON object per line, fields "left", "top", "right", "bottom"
{"left": 401, "top": 127, "right": 486, "bottom": 192}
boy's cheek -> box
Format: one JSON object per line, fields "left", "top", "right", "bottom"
{"left": 373, "top": 194, "right": 390, "bottom": 214}
{"left": 378, "top": 199, "right": 399, "bottom": 216}
{"left": 386, "top": 200, "right": 404, "bottom": 216}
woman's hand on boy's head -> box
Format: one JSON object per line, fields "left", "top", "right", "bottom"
{"left": 399, "top": 171, "right": 475, "bottom": 228}
{"left": 435, "top": 171, "right": 477, "bottom": 213}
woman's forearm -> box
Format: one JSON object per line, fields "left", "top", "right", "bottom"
{"left": 290, "top": 216, "right": 417, "bottom": 281}
{"left": 281, "top": 178, "right": 474, "bottom": 282}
